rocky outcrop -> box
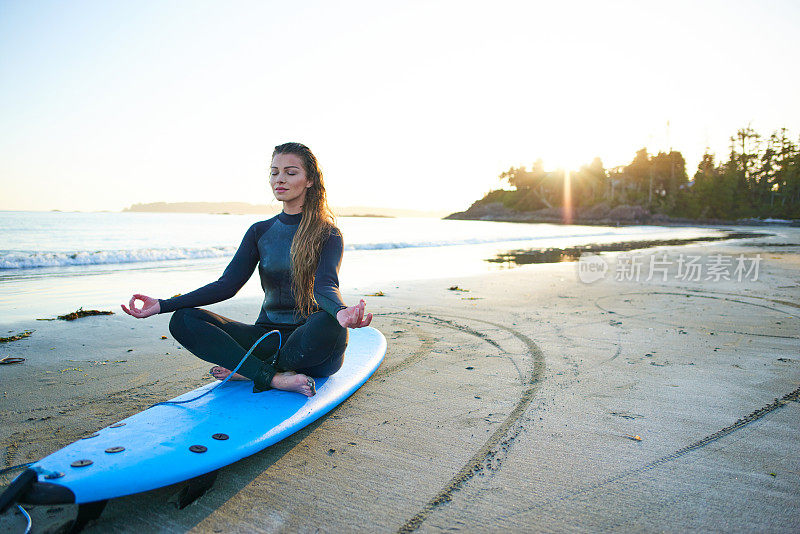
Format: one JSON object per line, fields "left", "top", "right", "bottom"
{"left": 447, "top": 202, "right": 519, "bottom": 221}
{"left": 447, "top": 197, "right": 800, "bottom": 226}
{"left": 447, "top": 201, "right": 656, "bottom": 225}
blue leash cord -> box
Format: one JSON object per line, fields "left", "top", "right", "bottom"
{"left": 152, "top": 329, "right": 281, "bottom": 407}
{"left": 17, "top": 503, "right": 31, "bottom": 534}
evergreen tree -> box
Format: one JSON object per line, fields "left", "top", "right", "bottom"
{"left": 728, "top": 126, "right": 761, "bottom": 214}
{"left": 684, "top": 152, "right": 732, "bottom": 218}
{"left": 624, "top": 148, "right": 651, "bottom": 202}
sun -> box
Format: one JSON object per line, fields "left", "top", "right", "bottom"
{"left": 544, "top": 150, "right": 588, "bottom": 172}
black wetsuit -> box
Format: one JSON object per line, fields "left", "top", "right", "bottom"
{"left": 159, "top": 211, "right": 348, "bottom": 390}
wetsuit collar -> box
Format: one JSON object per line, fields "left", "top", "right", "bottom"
{"left": 278, "top": 211, "right": 302, "bottom": 225}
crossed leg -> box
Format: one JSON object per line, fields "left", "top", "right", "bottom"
{"left": 169, "top": 308, "right": 347, "bottom": 397}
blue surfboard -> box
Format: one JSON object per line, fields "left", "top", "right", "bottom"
{"left": 7, "top": 326, "right": 385, "bottom": 508}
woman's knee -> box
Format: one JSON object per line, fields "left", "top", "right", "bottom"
{"left": 301, "top": 316, "right": 347, "bottom": 361}
{"left": 299, "top": 334, "right": 346, "bottom": 377}
{"left": 168, "top": 309, "right": 185, "bottom": 339}
{"left": 304, "top": 311, "right": 345, "bottom": 344}
{"left": 168, "top": 307, "right": 204, "bottom": 342}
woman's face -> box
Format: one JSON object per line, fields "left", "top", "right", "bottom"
{"left": 270, "top": 153, "right": 312, "bottom": 210}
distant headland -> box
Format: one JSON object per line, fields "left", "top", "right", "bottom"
{"left": 123, "top": 202, "right": 449, "bottom": 218}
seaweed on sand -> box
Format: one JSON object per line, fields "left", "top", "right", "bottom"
{"left": 0, "top": 330, "right": 33, "bottom": 343}
{"left": 57, "top": 308, "right": 114, "bottom": 321}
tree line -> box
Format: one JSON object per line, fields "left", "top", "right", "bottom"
{"left": 496, "top": 126, "right": 800, "bottom": 220}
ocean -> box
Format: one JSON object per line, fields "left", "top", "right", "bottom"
{"left": 0, "top": 211, "right": 725, "bottom": 323}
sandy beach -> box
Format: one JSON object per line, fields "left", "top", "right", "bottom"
{"left": 1, "top": 229, "right": 799, "bottom": 532}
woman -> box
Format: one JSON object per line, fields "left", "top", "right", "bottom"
{"left": 122, "top": 142, "right": 372, "bottom": 397}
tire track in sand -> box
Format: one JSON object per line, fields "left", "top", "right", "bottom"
{"left": 378, "top": 312, "right": 545, "bottom": 534}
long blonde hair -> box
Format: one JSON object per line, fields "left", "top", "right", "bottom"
{"left": 273, "top": 142, "right": 336, "bottom": 317}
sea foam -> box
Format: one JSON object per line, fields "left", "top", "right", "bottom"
{"left": 0, "top": 232, "right": 620, "bottom": 269}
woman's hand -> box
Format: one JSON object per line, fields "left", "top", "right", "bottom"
{"left": 121, "top": 294, "right": 161, "bottom": 319}
{"left": 337, "top": 299, "right": 372, "bottom": 329}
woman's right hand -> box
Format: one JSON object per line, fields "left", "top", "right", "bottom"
{"left": 337, "top": 299, "right": 372, "bottom": 329}
{"left": 121, "top": 294, "right": 161, "bottom": 319}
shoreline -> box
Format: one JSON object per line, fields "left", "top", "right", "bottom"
{"left": 0, "top": 227, "right": 782, "bottom": 328}
{"left": 1, "top": 221, "right": 737, "bottom": 325}
{"left": 449, "top": 213, "right": 800, "bottom": 228}
{"left": 446, "top": 202, "right": 800, "bottom": 228}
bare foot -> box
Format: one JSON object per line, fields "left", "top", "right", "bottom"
{"left": 270, "top": 371, "right": 316, "bottom": 397}
{"left": 210, "top": 366, "right": 248, "bottom": 381}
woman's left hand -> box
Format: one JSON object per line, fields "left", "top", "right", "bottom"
{"left": 337, "top": 299, "right": 372, "bottom": 329}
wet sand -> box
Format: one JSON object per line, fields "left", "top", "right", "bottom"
{"left": 1, "top": 229, "right": 799, "bottom": 532}
{"left": 486, "top": 230, "right": 765, "bottom": 265}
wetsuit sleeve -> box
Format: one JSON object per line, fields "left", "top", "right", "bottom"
{"left": 314, "top": 228, "right": 347, "bottom": 318}
{"left": 158, "top": 224, "right": 260, "bottom": 314}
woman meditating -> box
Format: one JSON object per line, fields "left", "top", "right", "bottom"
{"left": 122, "top": 142, "right": 372, "bottom": 397}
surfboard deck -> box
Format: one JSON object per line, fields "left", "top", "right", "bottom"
{"left": 11, "top": 326, "right": 386, "bottom": 506}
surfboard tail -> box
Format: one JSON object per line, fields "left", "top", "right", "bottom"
{"left": 1, "top": 469, "right": 113, "bottom": 533}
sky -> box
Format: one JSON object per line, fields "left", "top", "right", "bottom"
{"left": 1, "top": 0, "right": 799, "bottom": 213}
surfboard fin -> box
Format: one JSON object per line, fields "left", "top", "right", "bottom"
{"left": 171, "top": 470, "right": 218, "bottom": 509}
{"left": 71, "top": 500, "right": 108, "bottom": 533}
